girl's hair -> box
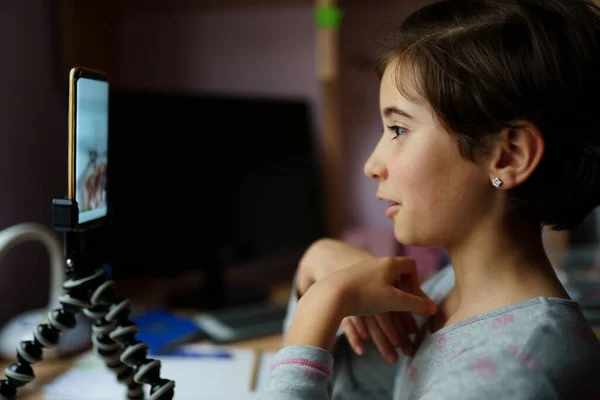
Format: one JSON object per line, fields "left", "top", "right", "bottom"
{"left": 375, "top": 0, "right": 600, "bottom": 231}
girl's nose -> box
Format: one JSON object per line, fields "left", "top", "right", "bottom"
{"left": 364, "top": 156, "right": 387, "bottom": 180}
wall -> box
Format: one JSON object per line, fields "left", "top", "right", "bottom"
{"left": 0, "top": 0, "right": 66, "bottom": 326}
{"left": 116, "top": 4, "right": 321, "bottom": 132}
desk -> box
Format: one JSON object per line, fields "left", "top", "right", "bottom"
{"left": 0, "top": 333, "right": 284, "bottom": 400}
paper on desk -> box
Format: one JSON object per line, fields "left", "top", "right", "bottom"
{"left": 42, "top": 344, "right": 276, "bottom": 400}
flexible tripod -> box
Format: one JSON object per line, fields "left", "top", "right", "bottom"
{"left": 0, "top": 199, "right": 175, "bottom": 400}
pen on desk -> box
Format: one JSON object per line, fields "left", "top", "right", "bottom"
{"left": 162, "top": 348, "right": 233, "bottom": 359}
{"left": 249, "top": 349, "right": 262, "bottom": 392}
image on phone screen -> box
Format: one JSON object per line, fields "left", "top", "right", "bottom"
{"left": 75, "top": 76, "right": 109, "bottom": 224}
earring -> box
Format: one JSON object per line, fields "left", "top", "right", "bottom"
{"left": 492, "top": 177, "right": 502, "bottom": 188}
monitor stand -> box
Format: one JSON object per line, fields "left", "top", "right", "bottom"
{"left": 168, "top": 249, "right": 300, "bottom": 311}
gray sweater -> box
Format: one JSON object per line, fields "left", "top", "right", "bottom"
{"left": 263, "top": 265, "right": 600, "bottom": 399}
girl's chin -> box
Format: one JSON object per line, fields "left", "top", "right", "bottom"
{"left": 392, "top": 225, "right": 415, "bottom": 246}
{"left": 392, "top": 225, "right": 438, "bottom": 249}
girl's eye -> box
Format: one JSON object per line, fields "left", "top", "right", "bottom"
{"left": 387, "top": 125, "right": 408, "bottom": 140}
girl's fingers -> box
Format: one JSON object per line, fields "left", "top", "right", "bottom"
{"left": 394, "top": 262, "right": 435, "bottom": 306}
{"left": 348, "top": 316, "right": 370, "bottom": 341}
{"left": 364, "top": 316, "right": 398, "bottom": 364}
{"left": 391, "top": 313, "right": 415, "bottom": 357}
{"left": 374, "top": 313, "right": 401, "bottom": 348}
{"left": 398, "top": 311, "right": 418, "bottom": 334}
{"left": 389, "top": 288, "right": 436, "bottom": 316}
{"left": 345, "top": 312, "right": 419, "bottom": 359}
{"left": 342, "top": 317, "right": 365, "bottom": 355}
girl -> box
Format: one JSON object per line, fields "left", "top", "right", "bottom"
{"left": 264, "top": 0, "right": 600, "bottom": 399}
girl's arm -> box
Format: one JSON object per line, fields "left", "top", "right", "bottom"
{"left": 263, "top": 287, "right": 344, "bottom": 400}
{"left": 285, "top": 283, "right": 347, "bottom": 351}
{"left": 263, "top": 257, "right": 437, "bottom": 400}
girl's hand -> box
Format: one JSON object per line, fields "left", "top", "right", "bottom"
{"left": 297, "top": 239, "right": 375, "bottom": 297}
{"left": 285, "top": 257, "right": 437, "bottom": 353}
{"left": 342, "top": 264, "right": 423, "bottom": 362}
{"left": 327, "top": 256, "right": 436, "bottom": 317}
{"left": 296, "top": 239, "right": 421, "bottom": 362}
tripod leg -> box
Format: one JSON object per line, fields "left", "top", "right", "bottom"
{"left": 85, "top": 305, "right": 145, "bottom": 399}
{"left": 0, "top": 262, "right": 175, "bottom": 400}
{"left": 85, "top": 269, "right": 175, "bottom": 400}
{"left": 0, "top": 281, "right": 82, "bottom": 399}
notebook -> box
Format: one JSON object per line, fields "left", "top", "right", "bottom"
{"left": 132, "top": 309, "right": 205, "bottom": 354}
{"left": 43, "top": 344, "right": 276, "bottom": 400}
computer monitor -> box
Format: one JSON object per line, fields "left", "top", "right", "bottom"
{"left": 101, "top": 90, "right": 325, "bottom": 309}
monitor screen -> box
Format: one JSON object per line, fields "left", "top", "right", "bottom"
{"left": 103, "top": 90, "right": 325, "bottom": 278}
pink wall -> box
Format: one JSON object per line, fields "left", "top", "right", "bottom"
{"left": 117, "top": 5, "right": 321, "bottom": 130}
{"left": 0, "top": 1, "right": 66, "bottom": 325}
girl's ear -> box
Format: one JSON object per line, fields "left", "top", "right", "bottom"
{"left": 488, "top": 121, "right": 545, "bottom": 189}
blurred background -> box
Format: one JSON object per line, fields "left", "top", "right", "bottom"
{"left": 0, "top": 0, "right": 598, "bottom": 336}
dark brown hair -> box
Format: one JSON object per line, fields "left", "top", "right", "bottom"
{"left": 375, "top": 0, "right": 600, "bottom": 231}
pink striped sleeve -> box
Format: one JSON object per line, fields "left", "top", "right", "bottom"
{"left": 271, "top": 358, "right": 332, "bottom": 378}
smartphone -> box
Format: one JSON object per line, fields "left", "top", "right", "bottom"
{"left": 68, "top": 67, "right": 109, "bottom": 230}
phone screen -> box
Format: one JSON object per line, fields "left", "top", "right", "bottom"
{"left": 75, "top": 76, "right": 109, "bottom": 224}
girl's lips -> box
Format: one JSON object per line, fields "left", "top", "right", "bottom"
{"left": 386, "top": 202, "right": 400, "bottom": 218}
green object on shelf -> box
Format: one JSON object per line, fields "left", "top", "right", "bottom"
{"left": 315, "top": 5, "right": 342, "bottom": 29}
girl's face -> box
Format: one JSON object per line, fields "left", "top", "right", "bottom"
{"left": 364, "top": 64, "right": 494, "bottom": 248}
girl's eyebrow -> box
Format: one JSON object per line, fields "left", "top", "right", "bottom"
{"left": 383, "top": 106, "right": 416, "bottom": 121}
